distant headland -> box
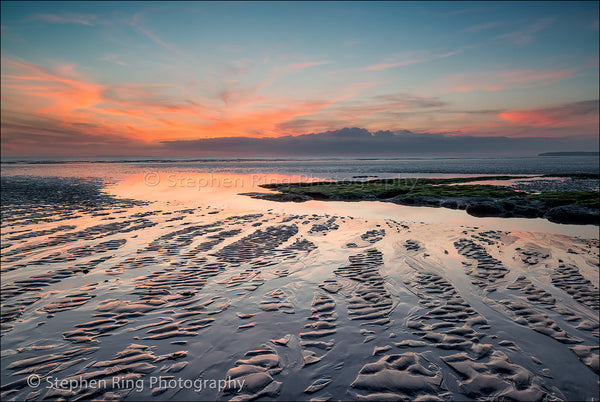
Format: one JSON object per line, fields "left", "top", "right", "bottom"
{"left": 539, "top": 152, "right": 599, "bottom": 157}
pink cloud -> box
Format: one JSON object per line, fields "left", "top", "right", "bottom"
{"left": 498, "top": 100, "right": 599, "bottom": 128}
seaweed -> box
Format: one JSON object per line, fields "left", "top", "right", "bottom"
{"left": 245, "top": 176, "right": 599, "bottom": 225}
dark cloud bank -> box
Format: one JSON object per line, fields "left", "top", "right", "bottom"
{"left": 162, "top": 127, "right": 598, "bottom": 156}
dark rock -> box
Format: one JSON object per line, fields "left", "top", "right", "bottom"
{"left": 240, "top": 192, "right": 312, "bottom": 202}
{"left": 512, "top": 204, "right": 542, "bottom": 218}
{"left": 441, "top": 199, "right": 459, "bottom": 209}
{"left": 466, "top": 201, "right": 504, "bottom": 217}
{"left": 544, "top": 205, "right": 600, "bottom": 225}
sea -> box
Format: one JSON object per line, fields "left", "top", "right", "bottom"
{"left": 2, "top": 154, "right": 599, "bottom": 178}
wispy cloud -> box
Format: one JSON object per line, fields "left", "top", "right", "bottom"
{"left": 276, "top": 92, "right": 446, "bottom": 134}
{"left": 30, "top": 13, "right": 103, "bottom": 26}
{"left": 224, "top": 59, "right": 255, "bottom": 75}
{"left": 0, "top": 24, "right": 24, "bottom": 42}
{"left": 278, "top": 61, "right": 332, "bottom": 73}
{"left": 126, "top": 11, "right": 186, "bottom": 58}
{"left": 462, "top": 20, "right": 504, "bottom": 33}
{"left": 496, "top": 17, "right": 556, "bottom": 45}
{"left": 429, "top": 6, "right": 492, "bottom": 17}
{"left": 99, "top": 54, "right": 128, "bottom": 67}
{"left": 443, "top": 7, "right": 483, "bottom": 16}
{"left": 430, "top": 67, "right": 578, "bottom": 93}
{"left": 363, "top": 49, "right": 464, "bottom": 71}
{"left": 498, "top": 69, "right": 575, "bottom": 86}
{"left": 343, "top": 39, "right": 362, "bottom": 48}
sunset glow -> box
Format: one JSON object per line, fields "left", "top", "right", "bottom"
{"left": 1, "top": 1, "right": 598, "bottom": 157}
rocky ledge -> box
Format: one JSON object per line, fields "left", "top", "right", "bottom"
{"left": 241, "top": 176, "right": 599, "bottom": 225}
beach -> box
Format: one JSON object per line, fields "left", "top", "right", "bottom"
{"left": 3, "top": 0, "right": 599, "bottom": 399}
{"left": 0, "top": 160, "right": 598, "bottom": 401}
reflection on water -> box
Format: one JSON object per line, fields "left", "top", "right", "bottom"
{"left": 105, "top": 171, "right": 599, "bottom": 239}
{"left": 1, "top": 162, "right": 597, "bottom": 239}
{"left": 107, "top": 172, "right": 329, "bottom": 205}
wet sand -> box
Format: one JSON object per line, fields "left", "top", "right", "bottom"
{"left": 1, "top": 175, "right": 598, "bottom": 401}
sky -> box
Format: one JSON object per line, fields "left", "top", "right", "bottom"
{"left": 1, "top": 1, "right": 598, "bottom": 157}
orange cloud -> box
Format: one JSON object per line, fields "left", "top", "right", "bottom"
{"left": 499, "top": 111, "right": 562, "bottom": 127}
{"left": 2, "top": 59, "right": 105, "bottom": 115}
{"left": 7, "top": 54, "right": 592, "bottom": 158}
{"left": 1, "top": 57, "right": 364, "bottom": 148}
